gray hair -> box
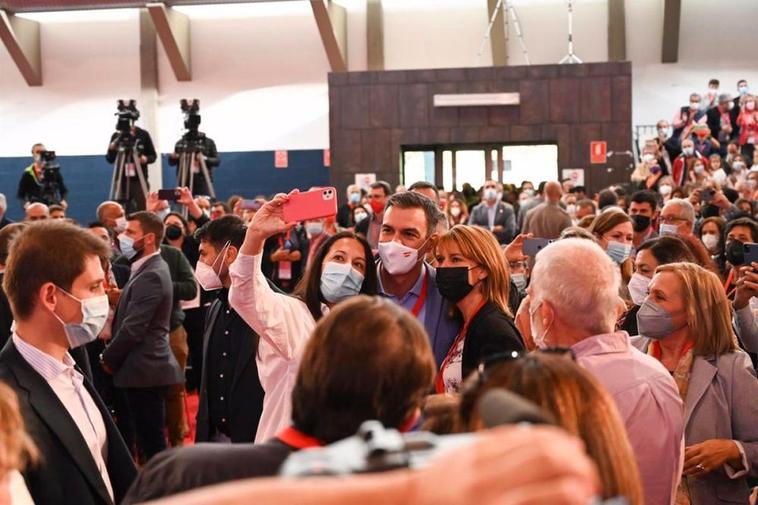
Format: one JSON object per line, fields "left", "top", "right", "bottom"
{"left": 530, "top": 238, "right": 620, "bottom": 336}
{"left": 663, "top": 198, "right": 696, "bottom": 230}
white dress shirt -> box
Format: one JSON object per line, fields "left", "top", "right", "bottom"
{"left": 228, "top": 253, "right": 325, "bottom": 442}
{"left": 12, "top": 334, "right": 113, "bottom": 501}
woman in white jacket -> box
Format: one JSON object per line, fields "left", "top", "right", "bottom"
{"left": 229, "top": 192, "right": 377, "bottom": 442}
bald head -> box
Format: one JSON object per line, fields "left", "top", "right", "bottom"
{"left": 25, "top": 203, "right": 49, "bottom": 222}
{"left": 544, "top": 181, "right": 562, "bottom": 203}
{"left": 96, "top": 201, "right": 125, "bottom": 229}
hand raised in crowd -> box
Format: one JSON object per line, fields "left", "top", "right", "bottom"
{"left": 176, "top": 187, "right": 204, "bottom": 219}
{"left": 683, "top": 439, "right": 743, "bottom": 478}
{"left": 504, "top": 233, "right": 534, "bottom": 264}
{"left": 733, "top": 262, "right": 758, "bottom": 310}
{"left": 139, "top": 155, "right": 148, "bottom": 165}
{"left": 240, "top": 191, "right": 298, "bottom": 256}
{"left": 146, "top": 191, "right": 162, "bottom": 213}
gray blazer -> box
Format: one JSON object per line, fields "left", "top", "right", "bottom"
{"left": 103, "top": 254, "right": 183, "bottom": 388}
{"left": 633, "top": 337, "right": 758, "bottom": 504}
{"left": 467, "top": 201, "right": 516, "bottom": 244}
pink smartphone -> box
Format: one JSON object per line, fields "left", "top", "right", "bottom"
{"left": 283, "top": 187, "right": 338, "bottom": 223}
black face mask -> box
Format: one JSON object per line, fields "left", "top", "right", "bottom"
{"left": 630, "top": 214, "right": 651, "bottom": 233}
{"left": 165, "top": 225, "right": 183, "bottom": 241}
{"left": 725, "top": 239, "right": 745, "bottom": 266}
{"left": 436, "top": 266, "right": 476, "bottom": 303}
{"left": 701, "top": 204, "right": 721, "bottom": 219}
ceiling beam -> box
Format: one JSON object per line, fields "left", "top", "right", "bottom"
{"left": 146, "top": 2, "right": 191, "bottom": 81}
{"left": 486, "top": 0, "right": 506, "bottom": 66}
{"left": 661, "top": 0, "right": 681, "bottom": 63}
{"left": 310, "top": 0, "right": 347, "bottom": 73}
{"left": 0, "top": 9, "right": 42, "bottom": 86}
{"left": 366, "top": 0, "right": 383, "bottom": 70}
{"left": 607, "top": 0, "right": 626, "bottom": 61}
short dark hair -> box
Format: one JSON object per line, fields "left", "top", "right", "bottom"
{"left": 369, "top": 181, "right": 392, "bottom": 197}
{"left": 630, "top": 190, "right": 658, "bottom": 211}
{"left": 291, "top": 296, "right": 436, "bottom": 443}
{"left": 572, "top": 185, "right": 587, "bottom": 194}
{"left": 576, "top": 199, "right": 596, "bottom": 211}
{"left": 195, "top": 215, "right": 246, "bottom": 251}
{"left": 537, "top": 181, "right": 547, "bottom": 194}
{"left": 709, "top": 78, "right": 720, "bottom": 87}
{"left": 637, "top": 236, "right": 697, "bottom": 265}
{"left": 48, "top": 204, "right": 64, "bottom": 214}
{"left": 386, "top": 191, "right": 439, "bottom": 237}
{"left": 598, "top": 189, "right": 619, "bottom": 210}
{"left": 87, "top": 221, "right": 113, "bottom": 240}
{"left": 409, "top": 181, "right": 439, "bottom": 200}
{"left": 726, "top": 217, "right": 758, "bottom": 243}
{"left": 127, "top": 211, "right": 165, "bottom": 244}
{"left": 212, "top": 201, "right": 231, "bottom": 214}
{"left": 738, "top": 79, "right": 748, "bottom": 86}
{"left": 293, "top": 231, "right": 378, "bottom": 322}
{"left": 3, "top": 221, "right": 110, "bottom": 319}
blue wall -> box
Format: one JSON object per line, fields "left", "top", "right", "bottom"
{"left": 0, "top": 150, "right": 331, "bottom": 224}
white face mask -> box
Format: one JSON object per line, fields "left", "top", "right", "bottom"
{"left": 701, "top": 233, "right": 720, "bottom": 253}
{"left": 659, "top": 185, "right": 672, "bottom": 197}
{"left": 378, "top": 237, "right": 428, "bottom": 276}
{"left": 195, "top": 241, "right": 230, "bottom": 291}
{"left": 566, "top": 204, "right": 577, "bottom": 216}
{"left": 114, "top": 216, "right": 127, "bottom": 234}
{"left": 450, "top": 207, "right": 461, "bottom": 218}
{"left": 528, "top": 298, "right": 548, "bottom": 349}
{"left": 51, "top": 288, "right": 110, "bottom": 348}
{"left": 305, "top": 221, "right": 324, "bottom": 236}
{"left": 642, "top": 153, "right": 656, "bottom": 164}
{"left": 628, "top": 272, "right": 651, "bottom": 306}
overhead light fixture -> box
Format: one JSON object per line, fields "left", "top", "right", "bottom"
{"left": 433, "top": 93, "right": 520, "bottom": 107}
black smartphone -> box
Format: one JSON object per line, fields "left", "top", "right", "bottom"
{"left": 523, "top": 238, "right": 552, "bottom": 257}
{"left": 701, "top": 188, "right": 715, "bottom": 202}
{"left": 157, "top": 189, "right": 181, "bottom": 201}
{"left": 744, "top": 242, "right": 758, "bottom": 266}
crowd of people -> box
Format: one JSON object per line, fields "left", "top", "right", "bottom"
{"left": 0, "top": 78, "right": 755, "bottom": 505}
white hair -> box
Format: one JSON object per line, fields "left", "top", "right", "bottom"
{"left": 0, "top": 194, "right": 6, "bottom": 211}
{"left": 531, "top": 238, "right": 620, "bottom": 336}
{"left": 663, "top": 198, "right": 696, "bottom": 229}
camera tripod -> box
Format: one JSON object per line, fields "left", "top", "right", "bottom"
{"left": 176, "top": 135, "right": 216, "bottom": 199}
{"left": 109, "top": 136, "right": 150, "bottom": 213}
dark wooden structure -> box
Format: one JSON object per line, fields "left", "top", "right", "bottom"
{"left": 328, "top": 61, "right": 633, "bottom": 196}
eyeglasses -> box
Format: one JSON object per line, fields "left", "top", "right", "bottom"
{"left": 660, "top": 215, "right": 688, "bottom": 225}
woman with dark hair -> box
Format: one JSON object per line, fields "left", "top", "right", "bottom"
{"left": 619, "top": 236, "right": 697, "bottom": 336}
{"left": 229, "top": 192, "right": 378, "bottom": 442}
{"left": 697, "top": 216, "right": 726, "bottom": 266}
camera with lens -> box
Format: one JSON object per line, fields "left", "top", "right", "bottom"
{"left": 39, "top": 150, "right": 60, "bottom": 180}
{"left": 115, "top": 99, "right": 140, "bottom": 137}
{"left": 181, "top": 98, "right": 201, "bottom": 133}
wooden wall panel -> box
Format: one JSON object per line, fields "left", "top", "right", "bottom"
{"left": 329, "top": 62, "right": 633, "bottom": 196}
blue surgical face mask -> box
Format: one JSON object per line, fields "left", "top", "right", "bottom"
{"left": 51, "top": 288, "right": 110, "bottom": 348}
{"left": 118, "top": 233, "right": 145, "bottom": 260}
{"left": 606, "top": 241, "right": 632, "bottom": 264}
{"left": 320, "top": 261, "right": 364, "bottom": 304}
{"left": 349, "top": 192, "right": 361, "bottom": 204}
{"left": 511, "top": 273, "right": 527, "bottom": 292}
{"left": 484, "top": 188, "right": 498, "bottom": 201}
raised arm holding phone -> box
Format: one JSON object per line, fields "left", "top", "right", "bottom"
{"left": 228, "top": 189, "right": 377, "bottom": 442}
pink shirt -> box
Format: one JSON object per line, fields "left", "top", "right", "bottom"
{"left": 572, "top": 332, "right": 684, "bottom": 505}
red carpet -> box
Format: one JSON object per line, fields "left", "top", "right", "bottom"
{"left": 183, "top": 392, "right": 199, "bottom": 445}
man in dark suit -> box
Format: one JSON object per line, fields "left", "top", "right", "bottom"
{"left": 101, "top": 211, "right": 183, "bottom": 461}
{"left": 468, "top": 180, "right": 516, "bottom": 244}
{"left": 193, "top": 216, "right": 264, "bottom": 443}
{"left": 0, "top": 220, "right": 136, "bottom": 504}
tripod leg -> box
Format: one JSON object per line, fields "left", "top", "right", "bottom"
{"left": 112, "top": 151, "right": 125, "bottom": 203}
{"left": 197, "top": 155, "right": 216, "bottom": 199}
{"left": 132, "top": 150, "right": 150, "bottom": 211}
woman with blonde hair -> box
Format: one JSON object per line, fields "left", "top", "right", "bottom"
{"left": 634, "top": 262, "right": 758, "bottom": 504}
{"left": 433, "top": 225, "right": 523, "bottom": 393}
{"left": 589, "top": 208, "right": 634, "bottom": 293}
{"left": 0, "top": 382, "right": 37, "bottom": 505}
{"left": 446, "top": 196, "right": 469, "bottom": 226}
{"left": 459, "top": 352, "right": 643, "bottom": 505}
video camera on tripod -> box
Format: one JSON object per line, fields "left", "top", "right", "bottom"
{"left": 109, "top": 99, "right": 149, "bottom": 209}
{"left": 37, "top": 150, "right": 63, "bottom": 204}
{"left": 114, "top": 99, "right": 140, "bottom": 143}
{"left": 175, "top": 98, "right": 216, "bottom": 200}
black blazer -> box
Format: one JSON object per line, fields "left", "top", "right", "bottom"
{"left": 0, "top": 340, "right": 136, "bottom": 505}
{"left": 462, "top": 301, "right": 524, "bottom": 379}
{"left": 195, "top": 296, "right": 264, "bottom": 443}
{"left": 123, "top": 439, "right": 293, "bottom": 504}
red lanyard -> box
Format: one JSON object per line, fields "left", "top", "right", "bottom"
{"left": 275, "top": 426, "right": 323, "bottom": 449}
{"left": 435, "top": 300, "right": 486, "bottom": 393}
{"left": 410, "top": 271, "right": 429, "bottom": 318}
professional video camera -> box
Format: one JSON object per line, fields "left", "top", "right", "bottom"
{"left": 180, "top": 98, "right": 201, "bottom": 135}
{"left": 37, "top": 150, "right": 62, "bottom": 204}
{"left": 175, "top": 98, "right": 216, "bottom": 199}
{"left": 115, "top": 99, "right": 140, "bottom": 137}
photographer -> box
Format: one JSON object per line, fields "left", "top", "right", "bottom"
{"left": 167, "top": 100, "right": 220, "bottom": 197}
{"left": 106, "top": 102, "right": 157, "bottom": 213}
{"left": 16, "top": 143, "right": 68, "bottom": 209}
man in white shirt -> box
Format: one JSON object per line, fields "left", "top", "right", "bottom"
{"left": 0, "top": 220, "right": 136, "bottom": 505}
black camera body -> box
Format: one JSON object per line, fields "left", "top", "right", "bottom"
{"left": 181, "top": 98, "right": 201, "bottom": 133}
{"left": 115, "top": 99, "right": 140, "bottom": 135}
